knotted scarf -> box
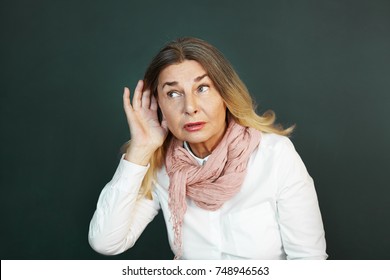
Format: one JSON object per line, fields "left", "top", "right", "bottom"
{"left": 165, "top": 119, "right": 262, "bottom": 259}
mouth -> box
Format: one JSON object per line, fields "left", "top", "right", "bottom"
{"left": 183, "top": 122, "right": 206, "bottom": 132}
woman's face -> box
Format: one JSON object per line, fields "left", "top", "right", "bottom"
{"left": 157, "top": 60, "right": 227, "bottom": 157}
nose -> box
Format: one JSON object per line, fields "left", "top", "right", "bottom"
{"left": 184, "top": 93, "right": 199, "bottom": 115}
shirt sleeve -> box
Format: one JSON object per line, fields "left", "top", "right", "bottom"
{"left": 88, "top": 155, "right": 160, "bottom": 255}
{"left": 275, "top": 138, "right": 328, "bottom": 260}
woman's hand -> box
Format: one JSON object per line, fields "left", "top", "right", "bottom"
{"left": 123, "top": 80, "right": 168, "bottom": 165}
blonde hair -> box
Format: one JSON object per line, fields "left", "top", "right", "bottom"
{"left": 124, "top": 37, "right": 294, "bottom": 198}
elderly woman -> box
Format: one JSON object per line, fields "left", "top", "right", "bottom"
{"left": 88, "top": 37, "right": 327, "bottom": 260}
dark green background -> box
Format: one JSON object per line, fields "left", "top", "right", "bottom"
{"left": 1, "top": 0, "right": 389, "bottom": 260}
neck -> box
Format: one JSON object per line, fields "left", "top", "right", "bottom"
{"left": 188, "top": 123, "right": 227, "bottom": 159}
{"left": 187, "top": 143, "right": 213, "bottom": 159}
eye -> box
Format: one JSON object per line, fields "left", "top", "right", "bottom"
{"left": 198, "top": 85, "right": 209, "bottom": 94}
{"left": 167, "top": 91, "right": 182, "bottom": 98}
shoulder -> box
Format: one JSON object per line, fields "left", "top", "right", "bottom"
{"left": 250, "top": 132, "right": 301, "bottom": 171}
{"left": 248, "top": 132, "right": 293, "bottom": 165}
{"left": 258, "top": 132, "right": 295, "bottom": 153}
{"left": 256, "top": 132, "right": 310, "bottom": 184}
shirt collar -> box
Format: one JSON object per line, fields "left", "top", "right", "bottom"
{"left": 183, "top": 141, "right": 209, "bottom": 166}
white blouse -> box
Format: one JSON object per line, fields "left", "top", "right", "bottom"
{"left": 88, "top": 133, "right": 327, "bottom": 259}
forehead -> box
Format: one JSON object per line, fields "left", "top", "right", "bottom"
{"left": 158, "top": 60, "right": 207, "bottom": 83}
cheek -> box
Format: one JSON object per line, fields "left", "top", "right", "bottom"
{"left": 216, "top": 109, "right": 227, "bottom": 125}
{"left": 208, "top": 98, "right": 226, "bottom": 119}
{"left": 157, "top": 99, "right": 169, "bottom": 119}
{"left": 159, "top": 102, "right": 181, "bottom": 129}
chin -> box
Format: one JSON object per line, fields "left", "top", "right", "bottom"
{"left": 184, "top": 135, "right": 210, "bottom": 144}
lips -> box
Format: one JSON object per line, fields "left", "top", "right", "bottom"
{"left": 183, "top": 122, "right": 206, "bottom": 132}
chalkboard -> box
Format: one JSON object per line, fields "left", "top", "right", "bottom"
{"left": 1, "top": 0, "right": 389, "bottom": 259}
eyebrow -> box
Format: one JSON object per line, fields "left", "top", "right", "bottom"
{"left": 161, "top": 73, "right": 208, "bottom": 89}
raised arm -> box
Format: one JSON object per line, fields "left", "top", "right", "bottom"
{"left": 88, "top": 81, "right": 168, "bottom": 255}
{"left": 88, "top": 158, "right": 159, "bottom": 255}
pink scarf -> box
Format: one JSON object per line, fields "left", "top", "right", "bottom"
{"left": 165, "top": 119, "right": 262, "bottom": 259}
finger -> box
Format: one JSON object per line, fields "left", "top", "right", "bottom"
{"left": 150, "top": 94, "right": 158, "bottom": 111}
{"left": 161, "top": 114, "right": 169, "bottom": 133}
{"left": 142, "top": 88, "right": 151, "bottom": 109}
{"left": 123, "top": 87, "right": 133, "bottom": 113}
{"left": 132, "top": 80, "right": 144, "bottom": 109}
